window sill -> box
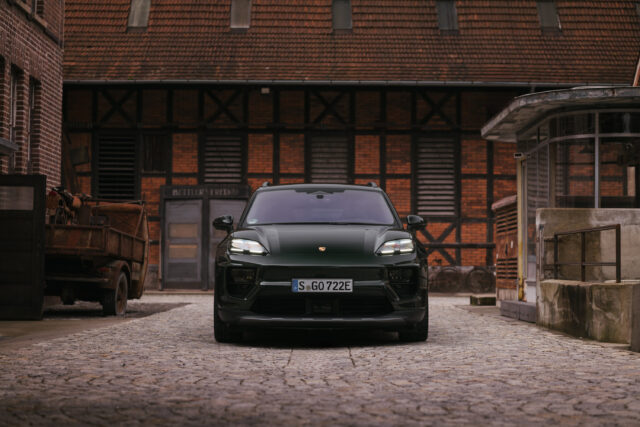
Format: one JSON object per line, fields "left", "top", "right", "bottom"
{"left": 0, "top": 137, "right": 19, "bottom": 156}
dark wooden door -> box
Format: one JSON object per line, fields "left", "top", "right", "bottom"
{"left": 0, "top": 174, "right": 46, "bottom": 319}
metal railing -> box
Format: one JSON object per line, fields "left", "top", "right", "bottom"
{"left": 545, "top": 224, "right": 621, "bottom": 283}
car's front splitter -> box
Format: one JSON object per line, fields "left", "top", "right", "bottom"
{"left": 218, "top": 307, "right": 426, "bottom": 329}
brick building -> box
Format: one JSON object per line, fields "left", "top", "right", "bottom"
{"left": 62, "top": 1, "right": 640, "bottom": 290}
{"left": 0, "top": 0, "right": 64, "bottom": 186}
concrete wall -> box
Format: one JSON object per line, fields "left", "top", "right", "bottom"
{"left": 536, "top": 209, "right": 640, "bottom": 296}
{"left": 536, "top": 209, "right": 640, "bottom": 345}
{"left": 538, "top": 280, "right": 637, "bottom": 343}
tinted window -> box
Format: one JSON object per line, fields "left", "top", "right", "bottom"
{"left": 244, "top": 189, "right": 396, "bottom": 225}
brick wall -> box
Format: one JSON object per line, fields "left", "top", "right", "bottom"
{"left": 0, "top": 0, "right": 64, "bottom": 186}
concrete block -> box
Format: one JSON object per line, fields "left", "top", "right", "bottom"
{"left": 500, "top": 300, "right": 536, "bottom": 323}
{"left": 538, "top": 280, "right": 634, "bottom": 344}
{"left": 500, "top": 300, "right": 519, "bottom": 320}
{"left": 588, "top": 284, "right": 632, "bottom": 343}
{"left": 518, "top": 302, "right": 537, "bottom": 323}
{"left": 632, "top": 284, "right": 640, "bottom": 353}
{"left": 470, "top": 294, "right": 496, "bottom": 306}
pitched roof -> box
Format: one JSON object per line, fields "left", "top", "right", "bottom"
{"left": 64, "top": 1, "right": 640, "bottom": 85}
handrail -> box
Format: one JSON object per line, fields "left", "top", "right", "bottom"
{"left": 546, "top": 224, "right": 621, "bottom": 283}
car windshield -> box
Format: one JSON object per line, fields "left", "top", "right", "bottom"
{"left": 243, "top": 189, "right": 397, "bottom": 226}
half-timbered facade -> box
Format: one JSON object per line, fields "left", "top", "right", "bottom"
{"left": 62, "top": 1, "right": 640, "bottom": 290}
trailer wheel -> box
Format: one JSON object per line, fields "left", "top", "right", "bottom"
{"left": 102, "top": 272, "right": 128, "bottom": 316}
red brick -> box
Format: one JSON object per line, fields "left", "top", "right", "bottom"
{"left": 355, "top": 135, "right": 379, "bottom": 174}
{"left": 172, "top": 134, "right": 198, "bottom": 173}
{"left": 174, "top": 89, "right": 198, "bottom": 126}
{"left": 423, "top": 222, "right": 456, "bottom": 244}
{"left": 172, "top": 177, "right": 198, "bottom": 186}
{"left": 141, "top": 177, "right": 166, "bottom": 217}
{"left": 249, "top": 90, "right": 273, "bottom": 127}
{"left": 386, "top": 135, "right": 411, "bottom": 174}
{"left": 142, "top": 90, "right": 166, "bottom": 127}
{"left": 356, "top": 92, "right": 380, "bottom": 129}
{"left": 280, "top": 91, "right": 304, "bottom": 127}
{"left": 494, "top": 142, "right": 517, "bottom": 175}
{"left": 462, "top": 223, "right": 487, "bottom": 244}
{"left": 386, "top": 178, "right": 411, "bottom": 215}
{"left": 462, "top": 139, "right": 487, "bottom": 174}
{"left": 461, "top": 248, "right": 486, "bottom": 266}
{"left": 248, "top": 134, "right": 273, "bottom": 173}
{"left": 279, "top": 134, "right": 304, "bottom": 174}
{"left": 462, "top": 179, "right": 487, "bottom": 218}
{"left": 149, "top": 242, "right": 160, "bottom": 265}
{"left": 386, "top": 92, "right": 411, "bottom": 129}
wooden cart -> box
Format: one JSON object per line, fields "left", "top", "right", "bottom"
{"left": 45, "top": 200, "right": 149, "bottom": 316}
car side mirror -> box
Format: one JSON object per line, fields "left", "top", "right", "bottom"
{"left": 406, "top": 215, "right": 426, "bottom": 231}
{"left": 213, "top": 215, "right": 234, "bottom": 233}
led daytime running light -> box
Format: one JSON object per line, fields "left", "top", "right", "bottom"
{"left": 230, "top": 238, "right": 268, "bottom": 255}
{"left": 377, "top": 239, "right": 414, "bottom": 255}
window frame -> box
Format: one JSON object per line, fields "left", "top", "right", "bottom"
{"left": 435, "top": 1, "right": 459, "bottom": 32}
{"left": 127, "top": 0, "right": 151, "bottom": 30}
{"left": 332, "top": 0, "right": 353, "bottom": 32}
{"left": 537, "top": 0, "right": 561, "bottom": 32}
{"left": 230, "top": 0, "right": 251, "bottom": 30}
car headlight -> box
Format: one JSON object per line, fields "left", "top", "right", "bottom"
{"left": 230, "top": 239, "right": 268, "bottom": 255}
{"left": 377, "top": 239, "right": 414, "bottom": 255}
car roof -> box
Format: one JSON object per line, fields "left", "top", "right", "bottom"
{"left": 255, "top": 183, "right": 383, "bottom": 193}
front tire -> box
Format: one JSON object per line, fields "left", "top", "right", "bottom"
{"left": 214, "top": 299, "right": 242, "bottom": 343}
{"left": 398, "top": 307, "right": 428, "bottom": 342}
{"left": 102, "top": 272, "right": 128, "bottom": 316}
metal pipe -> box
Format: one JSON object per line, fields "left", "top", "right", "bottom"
{"left": 554, "top": 235, "right": 559, "bottom": 280}
{"left": 616, "top": 224, "right": 621, "bottom": 283}
{"left": 581, "top": 231, "right": 586, "bottom": 282}
{"left": 594, "top": 112, "right": 601, "bottom": 208}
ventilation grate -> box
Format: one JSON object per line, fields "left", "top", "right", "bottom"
{"left": 203, "top": 135, "right": 243, "bottom": 183}
{"left": 97, "top": 134, "right": 136, "bottom": 200}
{"left": 310, "top": 136, "right": 350, "bottom": 184}
{"left": 415, "top": 138, "right": 457, "bottom": 216}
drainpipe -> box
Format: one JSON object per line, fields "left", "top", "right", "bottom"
{"left": 594, "top": 112, "right": 601, "bottom": 208}
{"left": 517, "top": 157, "right": 526, "bottom": 302}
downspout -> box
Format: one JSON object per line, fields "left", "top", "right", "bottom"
{"left": 517, "top": 157, "right": 526, "bottom": 302}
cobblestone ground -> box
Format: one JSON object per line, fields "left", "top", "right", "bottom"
{"left": 1, "top": 295, "right": 639, "bottom": 426}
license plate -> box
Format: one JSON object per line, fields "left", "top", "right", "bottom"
{"left": 292, "top": 279, "right": 353, "bottom": 293}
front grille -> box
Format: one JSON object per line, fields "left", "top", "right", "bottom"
{"left": 262, "top": 267, "right": 384, "bottom": 282}
{"left": 251, "top": 295, "right": 393, "bottom": 317}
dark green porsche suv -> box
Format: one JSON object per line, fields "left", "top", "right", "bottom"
{"left": 212, "top": 183, "right": 428, "bottom": 343}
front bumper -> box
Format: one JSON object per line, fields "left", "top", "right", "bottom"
{"left": 216, "top": 260, "right": 428, "bottom": 330}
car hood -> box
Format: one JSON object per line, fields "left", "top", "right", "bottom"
{"left": 230, "top": 224, "right": 413, "bottom": 264}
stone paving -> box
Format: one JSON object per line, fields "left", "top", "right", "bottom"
{"left": 1, "top": 294, "right": 639, "bottom": 426}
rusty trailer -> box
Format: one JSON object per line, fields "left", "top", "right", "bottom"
{"left": 45, "top": 200, "right": 149, "bottom": 316}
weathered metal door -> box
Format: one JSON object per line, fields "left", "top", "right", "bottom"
{"left": 0, "top": 174, "right": 46, "bottom": 319}
{"left": 208, "top": 199, "right": 246, "bottom": 289}
{"left": 163, "top": 200, "right": 202, "bottom": 289}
